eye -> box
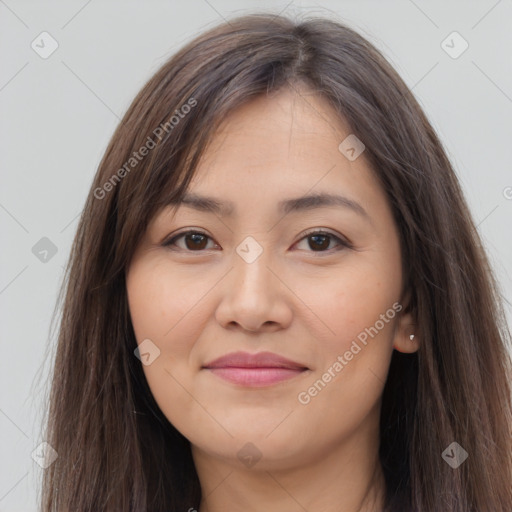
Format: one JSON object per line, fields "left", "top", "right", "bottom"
{"left": 163, "top": 230, "right": 218, "bottom": 251}
{"left": 163, "top": 229, "right": 352, "bottom": 254}
{"left": 293, "top": 230, "right": 352, "bottom": 254}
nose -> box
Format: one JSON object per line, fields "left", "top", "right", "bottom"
{"left": 214, "top": 242, "right": 293, "bottom": 333}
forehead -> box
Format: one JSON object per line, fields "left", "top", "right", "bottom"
{"left": 181, "top": 87, "right": 386, "bottom": 221}
{"left": 196, "top": 86, "right": 352, "bottom": 171}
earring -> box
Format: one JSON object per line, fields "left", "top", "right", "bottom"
{"left": 409, "top": 334, "right": 415, "bottom": 341}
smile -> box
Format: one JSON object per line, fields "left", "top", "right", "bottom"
{"left": 202, "top": 351, "right": 310, "bottom": 387}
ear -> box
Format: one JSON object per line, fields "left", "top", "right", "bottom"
{"left": 393, "top": 291, "right": 420, "bottom": 354}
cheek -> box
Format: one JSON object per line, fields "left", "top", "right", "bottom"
{"left": 301, "top": 258, "right": 401, "bottom": 351}
{"left": 295, "top": 257, "right": 401, "bottom": 412}
{"left": 126, "top": 258, "right": 209, "bottom": 355}
{"left": 291, "top": 285, "right": 399, "bottom": 452}
{"left": 126, "top": 258, "right": 211, "bottom": 431}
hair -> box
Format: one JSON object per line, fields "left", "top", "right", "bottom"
{"left": 40, "top": 12, "right": 512, "bottom": 512}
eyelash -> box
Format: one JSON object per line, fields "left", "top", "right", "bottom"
{"left": 162, "top": 229, "right": 353, "bottom": 255}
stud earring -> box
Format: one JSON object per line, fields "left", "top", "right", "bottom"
{"left": 409, "top": 334, "right": 415, "bottom": 341}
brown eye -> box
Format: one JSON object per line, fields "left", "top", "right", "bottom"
{"left": 294, "top": 230, "right": 351, "bottom": 253}
{"left": 163, "top": 231, "right": 215, "bottom": 251}
{"left": 308, "top": 233, "right": 331, "bottom": 251}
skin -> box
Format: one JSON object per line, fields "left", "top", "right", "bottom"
{"left": 126, "top": 85, "right": 419, "bottom": 512}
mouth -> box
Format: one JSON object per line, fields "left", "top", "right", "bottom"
{"left": 202, "top": 351, "right": 309, "bottom": 387}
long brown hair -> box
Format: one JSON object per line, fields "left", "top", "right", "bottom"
{"left": 40, "top": 12, "right": 512, "bottom": 511}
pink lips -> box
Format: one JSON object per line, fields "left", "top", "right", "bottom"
{"left": 202, "top": 351, "right": 309, "bottom": 387}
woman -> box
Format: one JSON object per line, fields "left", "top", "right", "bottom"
{"left": 40, "top": 12, "right": 512, "bottom": 512}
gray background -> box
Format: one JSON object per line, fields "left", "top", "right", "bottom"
{"left": 1, "top": 1, "right": 511, "bottom": 510}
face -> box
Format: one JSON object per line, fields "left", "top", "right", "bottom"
{"left": 126, "top": 86, "right": 417, "bottom": 471}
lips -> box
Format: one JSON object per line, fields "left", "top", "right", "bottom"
{"left": 203, "top": 351, "right": 308, "bottom": 370}
{"left": 202, "top": 351, "right": 309, "bottom": 387}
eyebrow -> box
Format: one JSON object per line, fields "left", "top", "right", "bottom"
{"left": 167, "top": 192, "right": 371, "bottom": 221}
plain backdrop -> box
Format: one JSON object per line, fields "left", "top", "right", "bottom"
{"left": 1, "top": 1, "right": 511, "bottom": 510}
